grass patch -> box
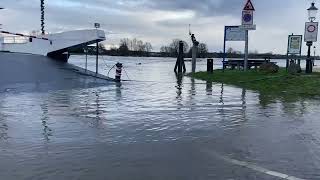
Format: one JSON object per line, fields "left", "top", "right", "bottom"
{"left": 189, "top": 68, "right": 320, "bottom": 96}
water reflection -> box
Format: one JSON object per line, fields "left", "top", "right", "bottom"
{"left": 115, "top": 82, "right": 122, "bottom": 100}
{"left": 175, "top": 73, "right": 184, "bottom": 109}
{"left": 206, "top": 81, "right": 213, "bottom": 95}
{"left": 219, "top": 83, "right": 224, "bottom": 105}
{"left": 241, "top": 88, "right": 247, "bottom": 120}
{"left": 0, "top": 98, "right": 8, "bottom": 141}
{"left": 40, "top": 102, "right": 52, "bottom": 141}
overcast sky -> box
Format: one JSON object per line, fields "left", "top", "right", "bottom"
{"left": 0, "top": 0, "right": 318, "bottom": 54}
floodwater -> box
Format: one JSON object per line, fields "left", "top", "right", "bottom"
{"left": 1, "top": 55, "right": 320, "bottom": 180}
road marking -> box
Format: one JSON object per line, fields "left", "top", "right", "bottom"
{"left": 204, "top": 150, "right": 305, "bottom": 180}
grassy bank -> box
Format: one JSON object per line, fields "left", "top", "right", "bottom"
{"left": 189, "top": 69, "right": 320, "bottom": 96}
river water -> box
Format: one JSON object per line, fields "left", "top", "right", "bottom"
{"left": 1, "top": 55, "right": 320, "bottom": 180}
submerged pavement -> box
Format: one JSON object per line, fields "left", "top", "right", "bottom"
{"left": 0, "top": 52, "right": 111, "bottom": 93}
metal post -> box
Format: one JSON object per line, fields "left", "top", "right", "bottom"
{"left": 306, "top": 41, "right": 313, "bottom": 73}
{"left": 96, "top": 42, "right": 99, "bottom": 74}
{"left": 85, "top": 44, "right": 88, "bottom": 72}
{"left": 223, "top": 27, "right": 226, "bottom": 71}
{"left": 244, "top": 30, "right": 249, "bottom": 71}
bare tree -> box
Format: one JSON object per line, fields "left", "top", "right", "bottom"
{"left": 198, "top": 43, "right": 208, "bottom": 58}
{"left": 144, "top": 42, "right": 153, "bottom": 52}
{"left": 169, "top": 39, "right": 189, "bottom": 56}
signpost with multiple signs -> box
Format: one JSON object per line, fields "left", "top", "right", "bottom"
{"left": 223, "top": 0, "right": 256, "bottom": 71}
{"left": 242, "top": 0, "right": 256, "bottom": 71}
{"left": 225, "top": 26, "right": 246, "bottom": 41}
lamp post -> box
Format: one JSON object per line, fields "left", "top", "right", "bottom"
{"left": 0, "top": 8, "right": 4, "bottom": 29}
{"left": 306, "top": 2, "right": 318, "bottom": 73}
{"left": 314, "top": 46, "right": 317, "bottom": 65}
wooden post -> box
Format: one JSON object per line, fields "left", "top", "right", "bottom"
{"left": 174, "top": 41, "right": 186, "bottom": 74}
{"left": 85, "top": 43, "right": 88, "bottom": 72}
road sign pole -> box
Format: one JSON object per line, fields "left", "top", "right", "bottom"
{"left": 223, "top": 27, "right": 227, "bottom": 71}
{"left": 244, "top": 30, "right": 249, "bottom": 71}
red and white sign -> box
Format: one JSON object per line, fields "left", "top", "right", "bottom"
{"left": 305, "top": 22, "right": 319, "bottom": 42}
{"left": 243, "top": 0, "right": 255, "bottom": 11}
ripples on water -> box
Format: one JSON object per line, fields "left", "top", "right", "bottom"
{"left": 1, "top": 56, "right": 320, "bottom": 179}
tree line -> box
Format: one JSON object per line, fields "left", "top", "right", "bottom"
{"left": 69, "top": 38, "right": 209, "bottom": 58}
{"left": 108, "top": 38, "right": 153, "bottom": 56}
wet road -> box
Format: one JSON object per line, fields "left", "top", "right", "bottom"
{"left": 1, "top": 55, "right": 320, "bottom": 179}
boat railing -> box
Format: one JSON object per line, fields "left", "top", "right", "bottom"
{"left": 2, "top": 36, "right": 29, "bottom": 44}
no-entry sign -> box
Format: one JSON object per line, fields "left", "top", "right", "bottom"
{"left": 305, "top": 22, "right": 319, "bottom": 42}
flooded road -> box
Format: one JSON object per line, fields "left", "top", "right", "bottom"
{"left": 1, "top": 55, "right": 320, "bottom": 179}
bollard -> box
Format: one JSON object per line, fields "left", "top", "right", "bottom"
{"left": 115, "top": 62, "right": 123, "bottom": 82}
{"left": 207, "top": 58, "right": 213, "bottom": 73}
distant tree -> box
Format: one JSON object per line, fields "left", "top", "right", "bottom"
{"left": 98, "top": 43, "right": 107, "bottom": 54}
{"left": 116, "top": 38, "right": 153, "bottom": 56}
{"left": 198, "top": 43, "right": 208, "bottom": 58}
{"left": 118, "top": 41, "right": 129, "bottom": 56}
{"left": 227, "top": 47, "right": 234, "bottom": 54}
{"left": 144, "top": 42, "right": 153, "bottom": 52}
{"left": 160, "top": 46, "right": 172, "bottom": 57}
{"left": 169, "top": 39, "right": 189, "bottom": 56}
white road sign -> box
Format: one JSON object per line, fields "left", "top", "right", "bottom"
{"left": 305, "top": 22, "right": 319, "bottom": 42}
{"left": 288, "top": 35, "right": 302, "bottom": 55}
{"left": 240, "top": 24, "right": 256, "bottom": 30}
{"left": 225, "top": 26, "right": 246, "bottom": 41}
{"left": 242, "top": 10, "right": 253, "bottom": 26}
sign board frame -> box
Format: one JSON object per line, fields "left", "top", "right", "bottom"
{"left": 304, "top": 22, "right": 318, "bottom": 42}
{"left": 287, "top": 35, "right": 302, "bottom": 55}
{"left": 225, "top": 26, "right": 246, "bottom": 41}
{"left": 223, "top": 26, "right": 247, "bottom": 68}
{"left": 242, "top": 11, "right": 254, "bottom": 26}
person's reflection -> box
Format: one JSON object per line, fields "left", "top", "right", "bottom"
{"left": 95, "top": 91, "right": 102, "bottom": 121}
{"left": 206, "top": 81, "right": 213, "bottom": 95}
{"left": 40, "top": 103, "right": 52, "bottom": 141}
{"left": 175, "top": 72, "right": 184, "bottom": 109}
{"left": 115, "top": 82, "right": 122, "bottom": 101}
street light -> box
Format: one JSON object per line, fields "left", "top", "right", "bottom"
{"left": 308, "top": 3, "right": 318, "bottom": 22}
{"left": 306, "top": 2, "right": 318, "bottom": 73}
